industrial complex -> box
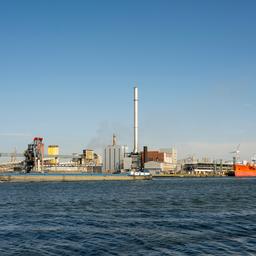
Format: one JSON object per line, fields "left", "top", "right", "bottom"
{"left": 0, "top": 86, "right": 237, "bottom": 179}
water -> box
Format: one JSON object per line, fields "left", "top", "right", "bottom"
{"left": 0, "top": 178, "right": 255, "bottom": 255}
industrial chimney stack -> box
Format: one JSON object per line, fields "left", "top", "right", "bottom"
{"left": 133, "top": 87, "right": 139, "bottom": 154}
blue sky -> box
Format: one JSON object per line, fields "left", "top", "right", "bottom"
{"left": 0, "top": 0, "right": 256, "bottom": 160}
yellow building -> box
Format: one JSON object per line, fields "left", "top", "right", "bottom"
{"left": 48, "top": 145, "right": 59, "bottom": 165}
{"left": 83, "top": 149, "right": 94, "bottom": 161}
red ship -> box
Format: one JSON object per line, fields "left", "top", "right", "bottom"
{"left": 234, "top": 163, "right": 256, "bottom": 177}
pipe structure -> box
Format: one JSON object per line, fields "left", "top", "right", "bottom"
{"left": 113, "top": 134, "right": 116, "bottom": 146}
{"left": 143, "top": 146, "right": 148, "bottom": 163}
{"left": 134, "top": 87, "right": 139, "bottom": 153}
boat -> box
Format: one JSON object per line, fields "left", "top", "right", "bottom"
{"left": 129, "top": 170, "right": 151, "bottom": 176}
{"left": 234, "top": 163, "right": 256, "bottom": 177}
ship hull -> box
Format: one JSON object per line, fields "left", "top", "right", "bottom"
{"left": 234, "top": 164, "right": 256, "bottom": 177}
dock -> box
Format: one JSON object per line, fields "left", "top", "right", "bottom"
{"left": 152, "top": 173, "right": 228, "bottom": 178}
{"left": 0, "top": 173, "right": 152, "bottom": 182}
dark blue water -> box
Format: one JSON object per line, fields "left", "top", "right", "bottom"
{"left": 0, "top": 178, "right": 255, "bottom": 255}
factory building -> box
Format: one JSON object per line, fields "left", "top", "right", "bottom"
{"left": 73, "top": 149, "right": 102, "bottom": 170}
{"left": 141, "top": 149, "right": 177, "bottom": 164}
{"left": 159, "top": 148, "right": 177, "bottom": 164}
{"left": 103, "top": 135, "right": 128, "bottom": 173}
{"left": 141, "top": 148, "right": 178, "bottom": 174}
{"left": 83, "top": 149, "right": 94, "bottom": 161}
{"left": 47, "top": 145, "right": 59, "bottom": 165}
{"left": 144, "top": 161, "right": 164, "bottom": 175}
{"left": 183, "top": 162, "right": 233, "bottom": 176}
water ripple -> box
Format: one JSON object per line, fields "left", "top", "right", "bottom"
{"left": 0, "top": 178, "right": 256, "bottom": 255}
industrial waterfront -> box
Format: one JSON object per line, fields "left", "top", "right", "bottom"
{"left": 2, "top": 1, "right": 256, "bottom": 255}
{"left": 0, "top": 87, "right": 247, "bottom": 180}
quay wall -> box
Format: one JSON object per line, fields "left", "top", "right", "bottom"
{"left": 0, "top": 173, "right": 152, "bottom": 182}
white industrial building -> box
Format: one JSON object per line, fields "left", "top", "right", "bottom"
{"left": 144, "top": 161, "right": 164, "bottom": 175}
{"left": 159, "top": 148, "right": 177, "bottom": 164}
{"left": 103, "top": 135, "right": 128, "bottom": 173}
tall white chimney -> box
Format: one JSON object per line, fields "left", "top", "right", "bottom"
{"left": 134, "top": 86, "right": 138, "bottom": 153}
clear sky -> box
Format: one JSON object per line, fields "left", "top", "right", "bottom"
{"left": 1, "top": 0, "right": 256, "bottom": 160}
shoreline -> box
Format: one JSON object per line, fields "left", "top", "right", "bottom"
{"left": 152, "top": 174, "right": 231, "bottom": 178}
{"left": 0, "top": 172, "right": 152, "bottom": 182}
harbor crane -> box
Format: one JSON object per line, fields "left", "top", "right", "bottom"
{"left": 230, "top": 144, "right": 240, "bottom": 164}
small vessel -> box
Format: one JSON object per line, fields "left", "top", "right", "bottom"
{"left": 234, "top": 163, "right": 256, "bottom": 177}
{"left": 129, "top": 170, "right": 151, "bottom": 176}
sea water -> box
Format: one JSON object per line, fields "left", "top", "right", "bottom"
{"left": 0, "top": 178, "right": 255, "bottom": 255}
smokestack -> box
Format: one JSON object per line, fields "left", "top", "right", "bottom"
{"left": 134, "top": 86, "right": 138, "bottom": 153}
{"left": 113, "top": 134, "right": 116, "bottom": 146}
{"left": 143, "top": 146, "right": 148, "bottom": 163}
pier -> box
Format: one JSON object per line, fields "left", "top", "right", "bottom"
{"left": 0, "top": 173, "right": 152, "bottom": 182}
